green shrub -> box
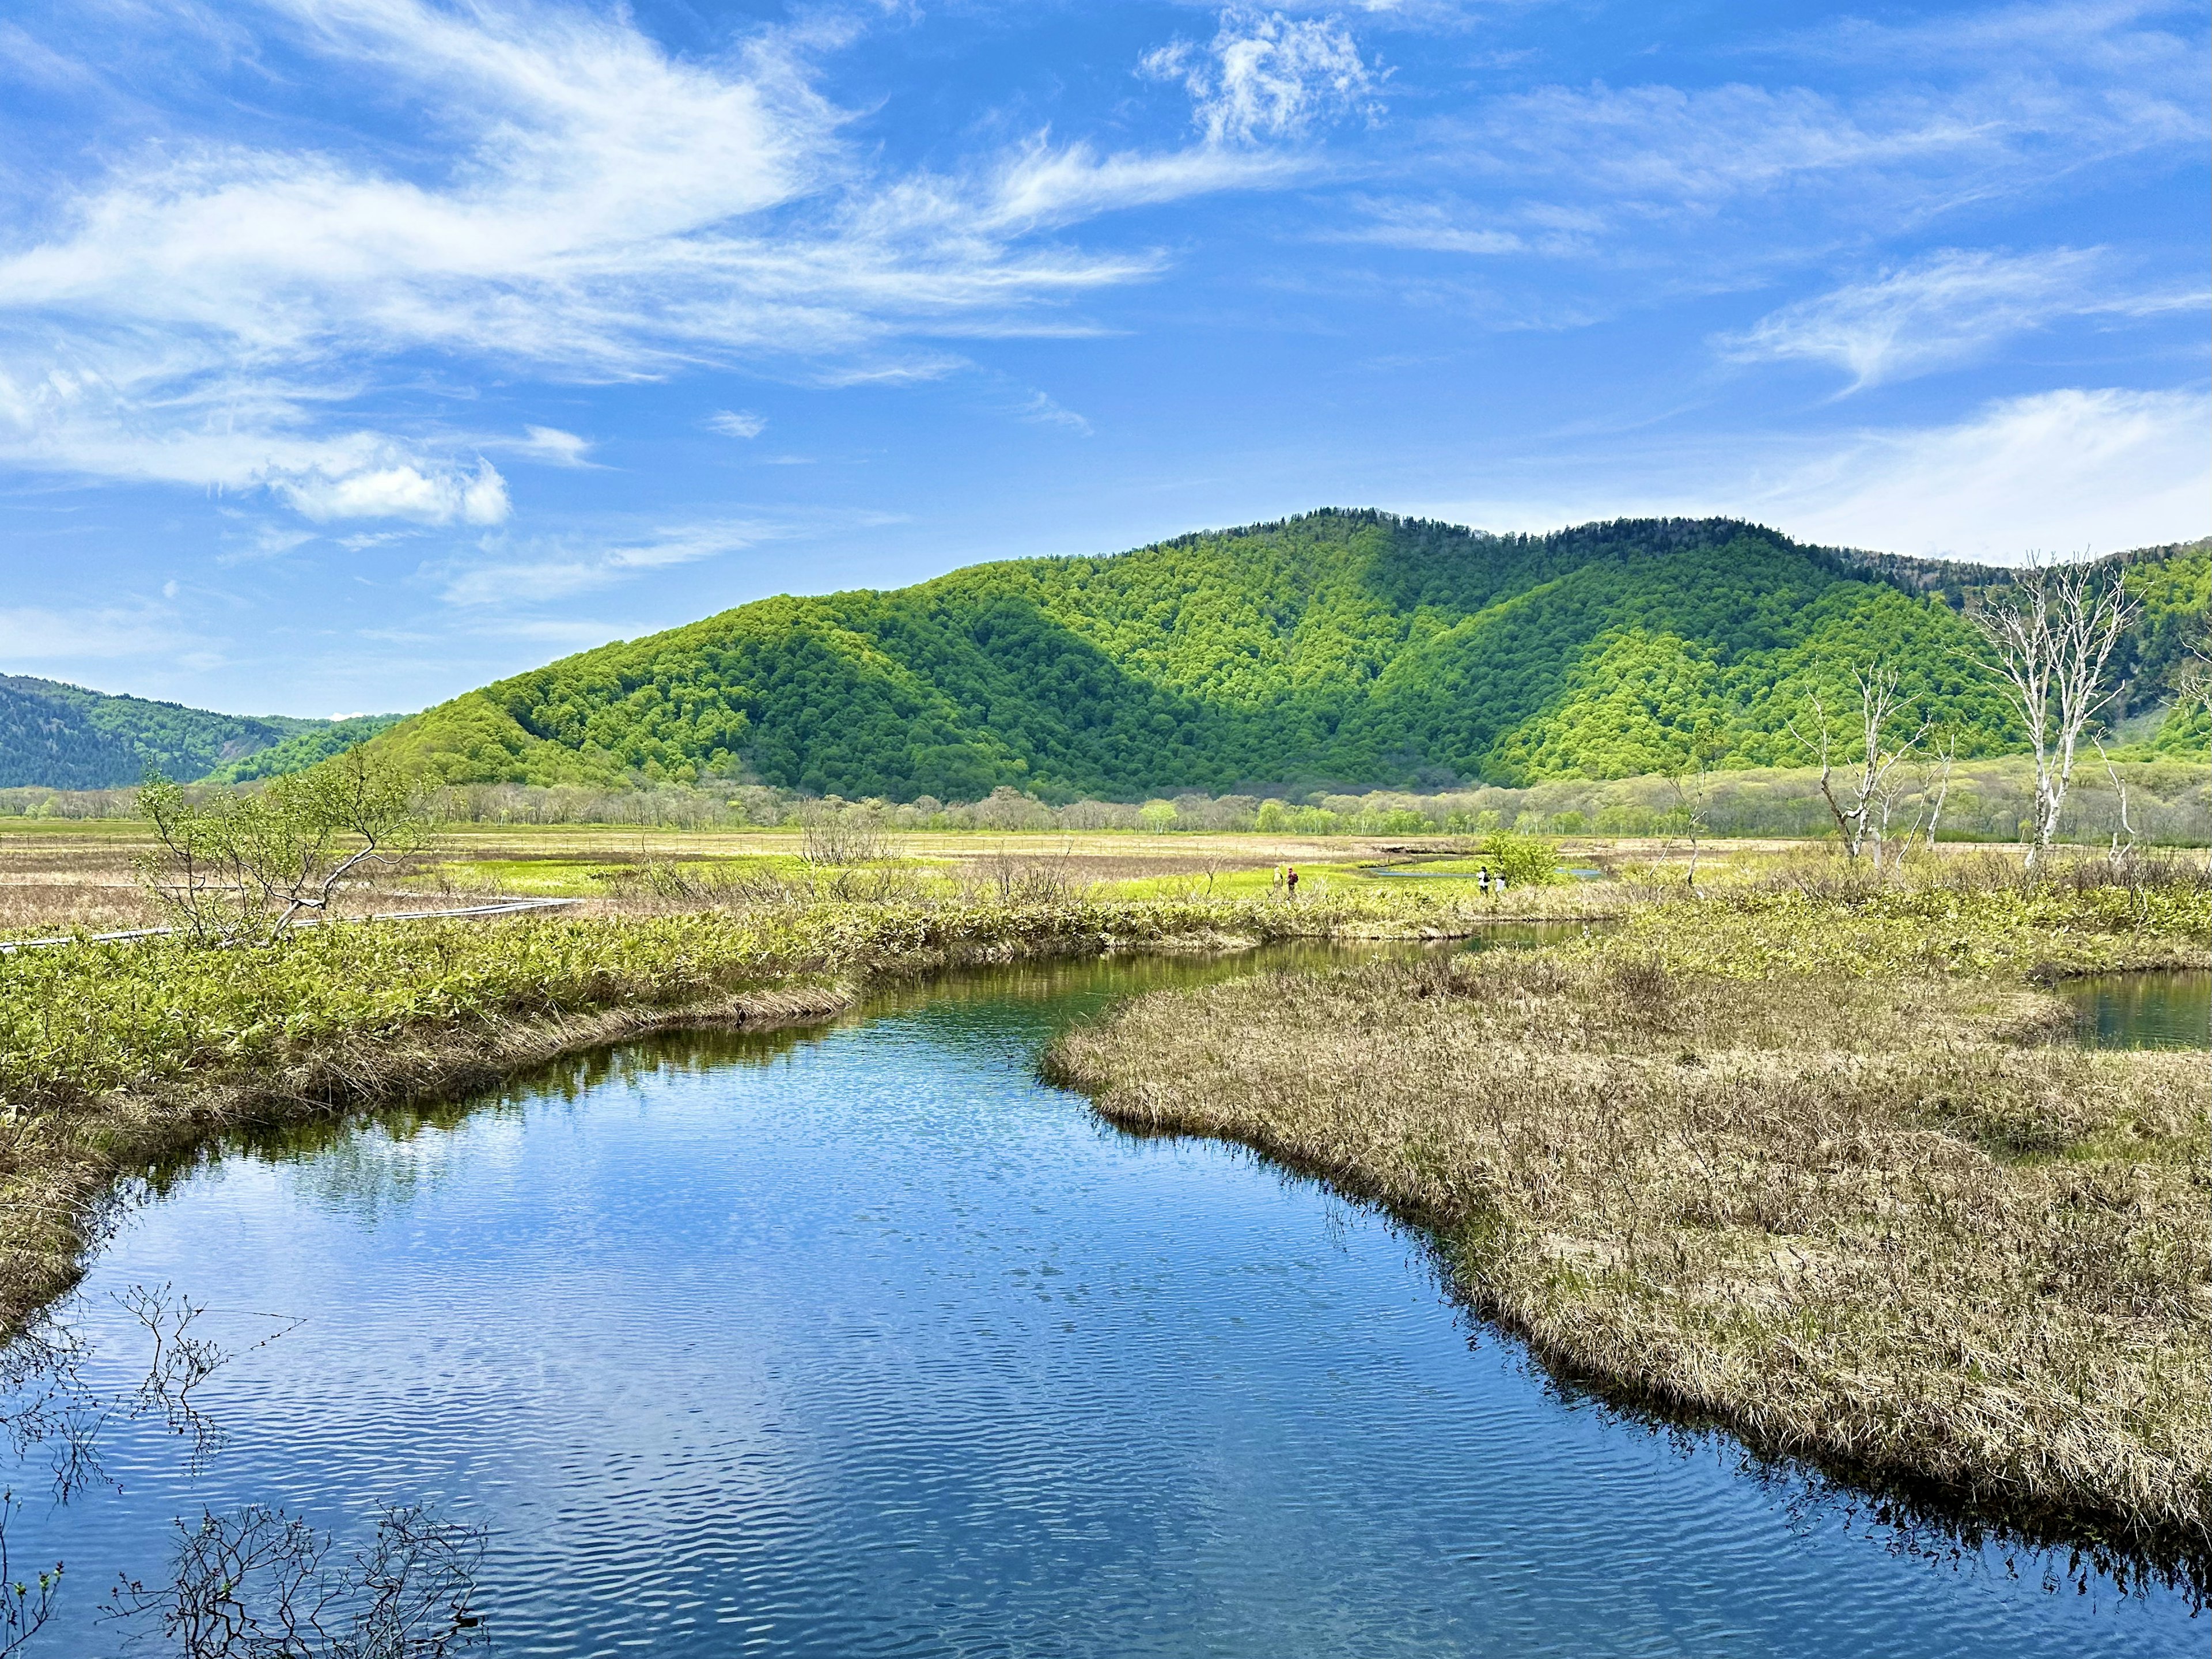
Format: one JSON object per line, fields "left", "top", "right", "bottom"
{"left": 1481, "top": 831, "right": 1562, "bottom": 887}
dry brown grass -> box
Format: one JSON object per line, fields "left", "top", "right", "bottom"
{"left": 0, "top": 837, "right": 162, "bottom": 935}
{"left": 1046, "top": 952, "right": 2211, "bottom": 1569}
{"left": 0, "top": 828, "right": 440, "bottom": 937}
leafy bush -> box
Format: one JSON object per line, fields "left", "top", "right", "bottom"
{"left": 1480, "top": 831, "right": 1561, "bottom": 888}
{"left": 137, "top": 750, "right": 428, "bottom": 944}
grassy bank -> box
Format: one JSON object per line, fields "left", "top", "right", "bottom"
{"left": 1611, "top": 852, "right": 2210, "bottom": 979}
{"left": 1045, "top": 872, "right": 2211, "bottom": 1571}
{"left": 0, "top": 884, "right": 1588, "bottom": 1344}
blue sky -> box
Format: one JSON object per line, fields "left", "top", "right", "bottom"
{"left": 0, "top": 0, "right": 2204, "bottom": 717}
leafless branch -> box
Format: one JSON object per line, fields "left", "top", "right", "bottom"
{"left": 105, "top": 1502, "right": 486, "bottom": 1657}
{"left": 1787, "top": 666, "right": 1926, "bottom": 863}
{"left": 1965, "top": 555, "right": 2139, "bottom": 867}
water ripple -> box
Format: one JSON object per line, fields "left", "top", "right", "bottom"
{"left": 5, "top": 951, "right": 2198, "bottom": 1656}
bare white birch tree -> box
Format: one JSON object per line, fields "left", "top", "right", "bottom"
{"left": 1909, "top": 733, "right": 1959, "bottom": 854}
{"left": 1666, "top": 760, "right": 1712, "bottom": 888}
{"left": 2177, "top": 639, "right": 2211, "bottom": 872}
{"left": 1965, "top": 557, "right": 2139, "bottom": 868}
{"left": 1787, "top": 665, "right": 1926, "bottom": 862}
{"left": 2177, "top": 642, "right": 2211, "bottom": 721}
{"left": 2092, "top": 735, "right": 2137, "bottom": 872}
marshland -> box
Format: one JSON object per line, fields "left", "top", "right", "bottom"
{"left": 0, "top": 805, "right": 2204, "bottom": 1653}
{"left": 1047, "top": 855, "right": 2211, "bottom": 1568}
{"left": 6, "top": 0, "right": 2210, "bottom": 1642}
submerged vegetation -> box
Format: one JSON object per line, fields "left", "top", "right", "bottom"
{"left": 1045, "top": 854, "right": 2211, "bottom": 1570}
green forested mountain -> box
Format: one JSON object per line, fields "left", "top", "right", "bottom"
{"left": 2110, "top": 541, "right": 2212, "bottom": 757}
{"left": 0, "top": 676, "right": 397, "bottom": 790}
{"left": 373, "top": 513, "right": 2205, "bottom": 799}
{"left": 200, "top": 714, "right": 407, "bottom": 783}
{"left": 12, "top": 515, "right": 2198, "bottom": 797}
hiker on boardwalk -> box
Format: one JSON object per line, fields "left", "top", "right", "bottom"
{"left": 1285, "top": 865, "right": 1300, "bottom": 899}
{"left": 1476, "top": 868, "right": 1491, "bottom": 895}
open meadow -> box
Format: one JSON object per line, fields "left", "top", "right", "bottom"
{"left": 0, "top": 815, "right": 1658, "bottom": 936}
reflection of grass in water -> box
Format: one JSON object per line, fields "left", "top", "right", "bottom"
{"left": 188, "top": 944, "right": 1466, "bottom": 1218}
{"left": 203, "top": 1033, "right": 836, "bottom": 1221}
{"left": 2062, "top": 969, "right": 2211, "bottom": 1051}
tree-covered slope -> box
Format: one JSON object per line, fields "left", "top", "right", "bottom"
{"left": 0, "top": 676, "right": 392, "bottom": 789}
{"left": 2111, "top": 539, "right": 2211, "bottom": 757}
{"left": 377, "top": 512, "right": 2204, "bottom": 798}
{"left": 200, "top": 714, "right": 407, "bottom": 783}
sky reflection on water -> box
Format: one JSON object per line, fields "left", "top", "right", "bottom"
{"left": 5, "top": 948, "right": 2199, "bottom": 1656}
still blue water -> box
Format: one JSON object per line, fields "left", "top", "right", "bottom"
{"left": 2062, "top": 968, "right": 2211, "bottom": 1050}
{"left": 7, "top": 948, "right": 2198, "bottom": 1655}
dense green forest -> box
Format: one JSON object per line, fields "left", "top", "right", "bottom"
{"left": 201, "top": 714, "right": 407, "bottom": 782}
{"left": 375, "top": 513, "right": 2207, "bottom": 800}
{"left": 0, "top": 676, "right": 397, "bottom": 790}
{"left": 6, "top": 514, "right": 2196, "bottom": 796}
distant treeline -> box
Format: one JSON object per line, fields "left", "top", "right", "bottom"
{"left": 7, "top": 756, "right": 2203, "bottom": 846}
{"left": 0, "top": 674, "right": 403, "bottom": 790}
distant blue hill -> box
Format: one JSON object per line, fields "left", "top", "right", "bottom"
{"left": 0, "top": 674, "right": 401, "bottom": 790}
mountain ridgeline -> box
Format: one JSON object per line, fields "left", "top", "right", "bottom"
{"left": 5, "top": 514, "right": 2199, "bottom": 797}
{"left": 0, "top": 675, "right": 400, "bottom": 791}
{"left": 377, "top": 513, "right": 2206, "bottom": 800}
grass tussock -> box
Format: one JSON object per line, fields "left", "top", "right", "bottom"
{"left": 1046, "top": 949, "right": 2211, "bottom": 1567}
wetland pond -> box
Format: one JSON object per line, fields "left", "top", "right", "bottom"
{"left": 6, "top": 941, "right": 2200, "bottom": 1656}
{"left": 2060, "top": 967, "right": 2210, "bottom": 1050}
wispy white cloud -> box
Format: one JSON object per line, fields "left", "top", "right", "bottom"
{"left": 286, "top": 457, "right": 509, "bottom": 524}
{"left": 1238, "top": 0, "right": 2207, "bottom": 368}
{"left": 983, "top": 139, "right": 1300, "bottom": 230}
{"left": 1777, "top": 0, "right": 2203, "bottom": 81}
{"left": 0, "top": 351, "right": 512, "bottom": 524}
{"left": 0, "top": 0, "right": 1317, "bottom": 521}
{"left": 0, "top": 600, "right": 183, "bottom": 661}
{"left": 1404, "top": 385, "right": 2208, "bottom": 564}
{"left": 1759, "top": 386, "right": 2211, "bottom": 560}
{"left": 1327, "top": 195, "right": 1599, "bottom": 257}
{"left": 1720, "top": 247, "right": 2202, "bottom": 389}
{"left": 437, "top": 519, "right": 771, "bottom": 606}
{"left": 215, "top": 518, "right": 319, "bottom": 564}
{"left": 1016, "top": 391, "right": 1092, "bottom": 434}
{"left": 706, "top": 410, "right": 767, "bottom": 439}
{"left": 1142, "top": 8, "right": 1384, "bottom": 145}
{"left": 512, "top": 426, "right": 593, "bottom": 466}
{"left": 1442, "top": 36, "right": 2204, "bottom": 240}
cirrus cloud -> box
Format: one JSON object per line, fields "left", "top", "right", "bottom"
{"left": 1720, "top": 247, "right": 2205, "bottom": 390}
{"left": 0, "top": 0, "right": 1333, "bottom": 524}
